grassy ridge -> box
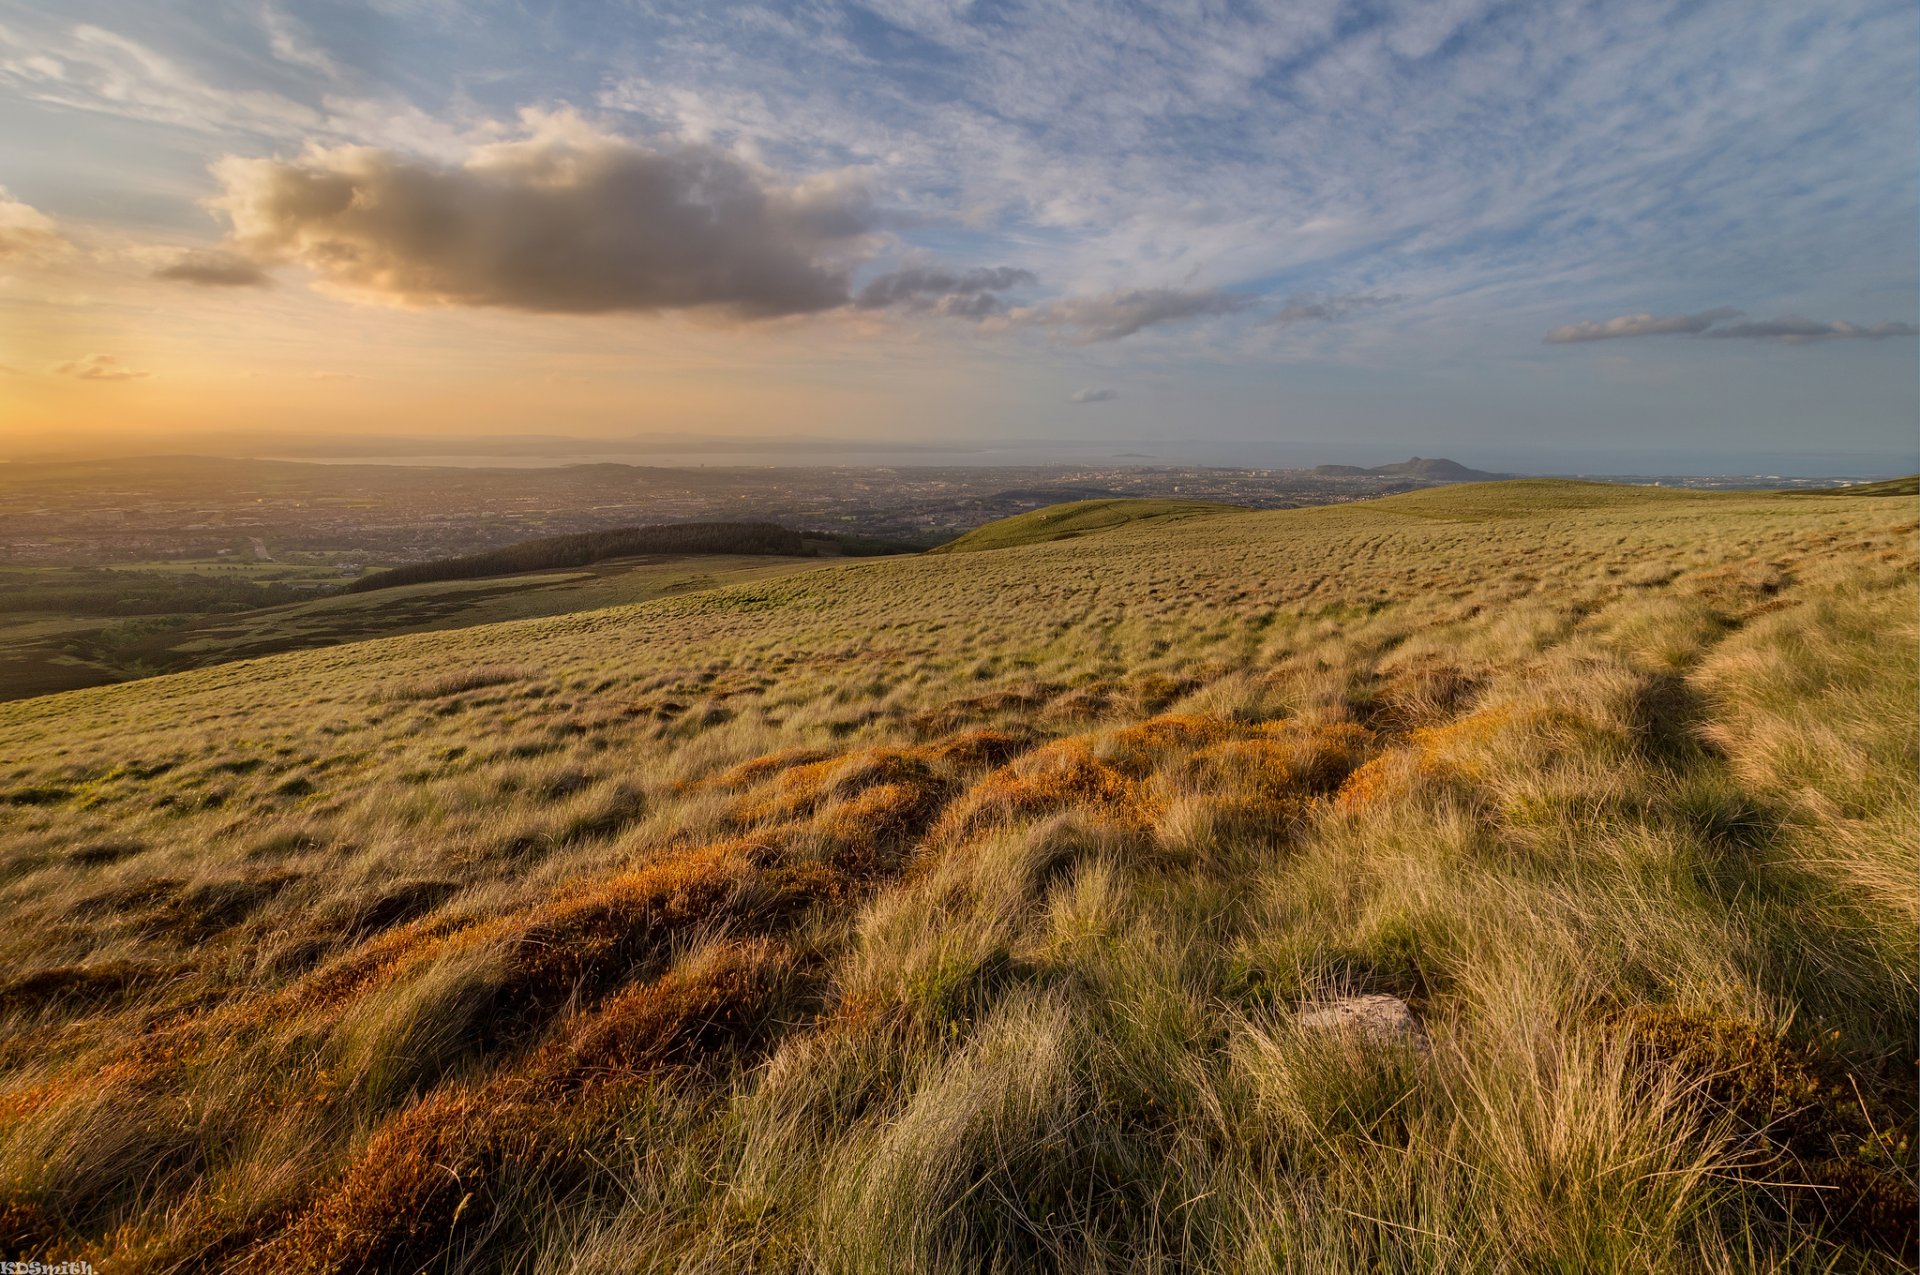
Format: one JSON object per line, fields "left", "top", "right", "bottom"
{"left": 931, "top": 497, "right": 1245, "bottom": 553}
{"left": 0, "top": 483, "right": 1913, "bottom": 1272}
{"left": 0, "top": 555, "right": 835, "bottom": 704}
{"left": 346, "top": 521, "right": 890, "bottom": 593}
{"left": 1797, "top": 475, "right": 1920, "bottom": 498}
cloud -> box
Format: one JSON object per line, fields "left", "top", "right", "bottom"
{"left": 0, "top": 188, "right": 68, "bottom": 260}
{"left": 51, "top": 354, "right": 150, "bottom": 381}
{"left": 206, "top": 111, "right": 879, "bottom": 317}
{"left": 0, "top": 24, "right": 320, "bottom": 136}
{"left": 1070, "top": 386, "right": 1118, "bottom": 403}
{"left": 1267, "top": 292, "right": 1402, "bottom": 324}
{"left": 261, "top": 8, "right": 342, "bottom": 79}
{"left": 1704, "top": 317, "right": 1919, "bottom": 344}
{"left": 153, "top": 247, "right": 272, "bottom": 287}
{"left": 854, "top": 265, "right": 1035, "bottom": 317}
{"left": 1546, "top": 307, "right": 1916, "bottom": 344}
{"left": 1544, "top": 308, "right": 1741, "bottom": 342}
{"left": 1016, "top": 287, "right": 1251, "bottom": 343}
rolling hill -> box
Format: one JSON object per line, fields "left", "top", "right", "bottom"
{"left": 0, "top": 481, "right": 1912, "bottom": 1272}
{"left": 930, "top": 497, "right": 1246, "bottom": 553}
{"left": 1311, "top": 456, "right": 1506, "bottom": 481}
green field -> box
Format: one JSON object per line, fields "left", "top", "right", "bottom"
{"left": 0, "top": 482, "right": 1914, "bottom": 1272}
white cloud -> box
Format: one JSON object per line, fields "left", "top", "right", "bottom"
{"left": 1070, "top": 386, "right": 1117, "bottom": 403}
{"left": 0, "top": 188, "right": 67, "bottom": 260}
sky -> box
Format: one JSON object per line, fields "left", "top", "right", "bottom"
{"left": 1, "top": 0, "right": 1915, "bottom": 472}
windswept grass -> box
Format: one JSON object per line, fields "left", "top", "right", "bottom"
{"left": 0, "top": 480, "right": 1911, "bottom": 1271}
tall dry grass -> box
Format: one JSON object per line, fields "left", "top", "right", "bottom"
{"left": 0, "top": 482, "right": 1911, "bottom": 1271}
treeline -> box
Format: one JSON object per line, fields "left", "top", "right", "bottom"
{"left": 346, "top": 522, "right": 832, "bottom": 593}
{"left": 1, "top": 571, "right": 315, "bottom": 616}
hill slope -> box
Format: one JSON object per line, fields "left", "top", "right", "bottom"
{"left": 345, "top": 520, "right": 906, "bottom": 593}
{"left": 0, "top": 484, "right": 1913, "bottom": 1271}
{"left": 1312, "top": 456, "right": 1504, "bottom": 481}
{"left": 931, "top": 496, "right": 1245, "bottom": 552}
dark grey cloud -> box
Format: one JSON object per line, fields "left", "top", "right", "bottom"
{"left": 1070, "top": 386, "right": 1117, "bottom": 403}
{"left": 855, "top": 264, "right": 1035, "bottom": 317}
{"left": 1544, "top": 308, "right": 1741, "bottom": 342}
{"left": 1028, "top": 286, "right": 1251, "bottom": 343}
{"left": 208, "top": 115, "right": 878, "bottom": 317}
{"left": 1704, "top": 316, "right": 1918, "bottom": 343}
{"left": 1546, "top": 307, "right": 1913, "bottom": 345}
{"left": 154, "top": 248, "right": 273, "bottom": 287}
{"left": 1267, "top": 292, "right": 1402, "bottom": 324}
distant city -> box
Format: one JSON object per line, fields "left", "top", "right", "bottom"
{"left": 0, "top": 454, "right": 1883, "bottom": 574}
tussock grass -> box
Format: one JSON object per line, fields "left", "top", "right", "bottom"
{"left": 0, "top": 483, "right": 1912, "bottom": 1271}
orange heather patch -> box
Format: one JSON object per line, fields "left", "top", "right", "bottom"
{"left": 1194, "top": 720, "right": 1375, "bottom": 795}
{"left": 1106, "top": 713, "right": 1237, "bottom": 771}
{"left": 937, "top": 736, "right": 1158, "bottom": 838}
{"left": 473, "top": 838, "right": 784, "bottom": 1027}
{"left": 251, "top": 941, "right": 811, "bottom": 1275}
{"left": 921, "top": 726, "right": 1038, "bottom": 770}
{"left": 703, "top": 746, "right": 838, "bottom": 791}
{"left": 1333, "top": 706, "right": 1520, "bottom": 811}
{"left": 239, "top": 1080, "right": 552, "bottom": 1275}
{"left": 534, "top": 939, "right": 804, "bottom": 1088}
{"left": 907, "top": 687, "right": 1054, "bottom": 737}
{"left": 813, "top": 779, "right": 948, "bottom": 850}
{"left": 1333, "top": 755, "right": 1396, "bottom": 812}
{"left": 729, "top": 747, "right": 940, "bottom": 827}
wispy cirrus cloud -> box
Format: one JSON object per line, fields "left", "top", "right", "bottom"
{"left": 1547, "top": 308, "right": 1915, "bottom": 345}
{"left": 1544, "top": 308, "right": 1743, "bottom": 343}
{"left": 854, "top": 265, "right": 1036, "bottom": 317}
{"left": 1267, "top": 292, "right": 1403, "bottom": 325}
{"left": 1705, "top": 316, "right": 1918, "bottom": 344}
{"left": 0, "top": 22, "right": 320, "bottom": 136}
{"left": 51, "top": 353, "right": 149, "bottom": 381}
{"left": 1009, "top": 287, "right": 1251, "bottom": 344}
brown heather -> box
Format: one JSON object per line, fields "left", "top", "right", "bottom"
{"left": 0, "top": 480, "right": 1912, "bottom": 1272}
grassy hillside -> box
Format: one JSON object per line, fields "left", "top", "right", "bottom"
{"left": 0, "top": 484, "right": 1914, "bottom": 1272}
{"left": 346, "top": 521, "right": 907, "bottom": 594}
{"left": 932, "top": 497, "right": 1244, "bottom": 553}
{"left": 1800, "top": 475, "right": 1920, "bottom": 498}
{"left": 0, "top": 555, "right": 833, "bottom": 703}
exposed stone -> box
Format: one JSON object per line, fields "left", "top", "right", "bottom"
{"left": 1295, "top": 993, "right": 1427, "bottom": 1050}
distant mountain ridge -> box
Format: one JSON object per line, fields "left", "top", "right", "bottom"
{"left": 1312, "top": 457, "right": 1506, "bottom": 482}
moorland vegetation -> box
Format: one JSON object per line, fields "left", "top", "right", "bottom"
{"left": 0, "top": 480, "right": 1912, "bottom": 1272}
